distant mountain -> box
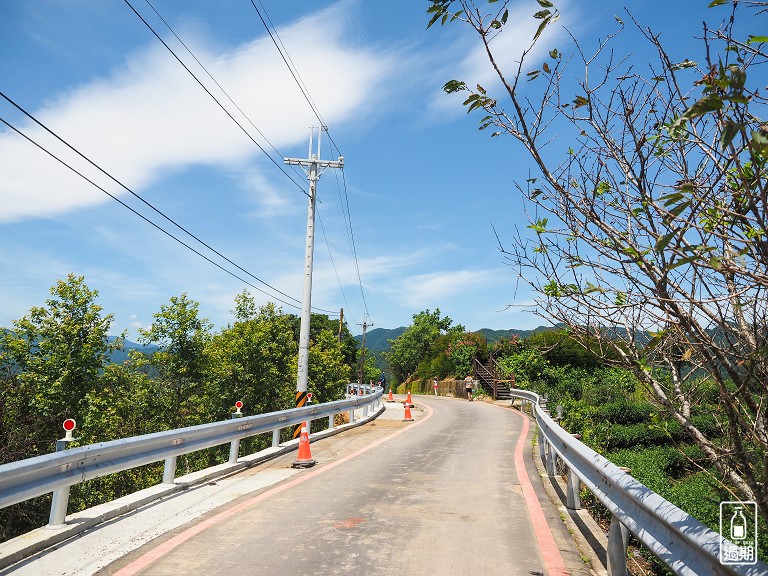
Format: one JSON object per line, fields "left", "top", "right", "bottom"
{"left": 353, "top": 327, "right": 406, "bottom": 353}
{"left": 108, "top": 337, "right": 158, "bottom": 364}
{"left": 353, "top": 325, "right": 559, "bottom": 351}
{"left": 477, "top": 325, "right": 558, "bottom": 345}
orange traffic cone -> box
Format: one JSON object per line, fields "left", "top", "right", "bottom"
{"left": 291, "top": 421, "right": 316, "bottom": 468}
{"left": 387, "top": 388, "right": 394, "bottom": 403}
{"left": 405, "top": 390, "right": 413, "bottom": 406}
{"left": 403, "top": 402, "right": 414, "bottom": 422}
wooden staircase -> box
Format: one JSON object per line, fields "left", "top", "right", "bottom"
{"left": 473, "top": 358, "right": 512, "bottom": 400}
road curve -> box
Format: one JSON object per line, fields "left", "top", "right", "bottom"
{"left": 97, "top": 396, "right": 583, "bottom": 576}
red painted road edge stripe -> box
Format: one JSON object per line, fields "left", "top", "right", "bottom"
{"left": 112, "top": 403, "right": 435, "bottom": 576}
{"left": 512, "top": 409, "right": 570, "bottom": 576}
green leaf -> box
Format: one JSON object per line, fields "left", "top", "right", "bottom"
{"left": 528, "top": 218, "right": 549, "bottom": 233}
{"left": 720, "top": 119, "right": 742, "bottom": 149}
{"left": 573, "top": 95, "right": 589, "bottom": 108}
{"left": 747, "top": 35, "right": 768, "bottom": 45}
{"left": 655, "top": 231, "right": 677, "bottom": 253}
{"left": 549, "top": 48, "right": 560, "bottom": 59}
{"left": 668, "top": 254, "right": 699, "bottom": 270}
{"left": 527, "top": 70, "right": 541, "bottom": 81}
{"left": 671, "top": 59, "right": 698, "bottom": 71}
{"left": 536, "top": 0, "right": 554, "bottom": 7}
{"left": 708, "top": 0, "right": 729, "bottom": 6}
{"left": 614, "top": 15, "right": 624, "bottom": 25}
{"left": 443, "top": 79, "right": 466, "bottom": 94}
{"left": 533, "top": 9, "right": 551, "bottom": 19}
{"left": 669, "top": 200, "right": 692, "bottom": 218}
{"left": 684, "top": 95, "right": 723, "bottom": 118}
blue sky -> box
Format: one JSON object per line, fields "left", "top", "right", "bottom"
{"left": 0, "top": 0, "right": 732, "bottom": 339}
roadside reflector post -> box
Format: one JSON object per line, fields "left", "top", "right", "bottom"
{"left": 48, "top": 419, "right": 77, "bottom": 526}
{"left": 307, "top": 392, "right": 313, "bottom": 404}
{"left": 229, "top": 401, "right": 244, "bottom": 463}
{"left": 163, "top": 456, "right": 177, "bottom": 485}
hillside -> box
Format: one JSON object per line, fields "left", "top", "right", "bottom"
{"left": 354, "top": 325, "right": 558, "bottom": 351}
{"left": 352, "top": 327, "right": 406, "bottom": 352}
{"left": 108, "top": 337, "right": 159, "bottom": 364}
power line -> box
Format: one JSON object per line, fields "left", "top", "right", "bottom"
{"left": 334, "top": 166, "right": 370, "bottom": 319}
{"left": 140, "top": 0, "right": 307, "bottom": 185}
{"left": 0, "top": 92, "right": 337, "bottom": 315}
{"left": 317, "top": 207, "right": 357, "bottom": 329}
{"left": 0, "top": 114, "right": 305, "bottom": 312}
{"left": 128, "top": 0, "right": 369, "bottom": 322}
{"left": 123, "top": 0, "right": 310, "bottom": 197}
{"left": 248, "top": 5, "right": 371, "bottom": 323}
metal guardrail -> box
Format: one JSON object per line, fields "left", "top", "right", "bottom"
{"left": 510, "top": 388, "right": 767, "bottom": 576}
{"left": 0, "top": 388, "right": 382, "bottom": 527}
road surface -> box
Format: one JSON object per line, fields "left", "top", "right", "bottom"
{"left": 100, "top": 396, "right": 586, "bottom": 576}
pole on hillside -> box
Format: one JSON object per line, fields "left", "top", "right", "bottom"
{"left": 338, "top": 308, "right": 344, "bottom": 343}
{"left": 285, "top": 127, "right": 344, "bottom": 438}
{"left": 357, "top": 319, "right": 372, "bottom": 386}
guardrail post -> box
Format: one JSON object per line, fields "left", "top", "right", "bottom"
{"left": 48, "top": 480, "right": 71, "bottom": 526}
{"left": 545, "top": 443, "right": 557, "bottom": 477}
{"left": 228, "top": 439, "right": 240, "bottom": 464}
{"left": 48, "top": 420, "right": 77, "bottom": 526}
{"left": 349, "top": 408, "right": 355, "bottom": 423}
{"left": 272, "top": 428, "right": 281, "bottom": 448}
{"left": 566, "top": 467, "right": 581, "bottom": 510}
{"left": 163, "top": 456, "right": 177, "bottom": 484}
{"left": 538, "top": 428, "right": 546, "bottom": 462}
{"left": 607, "top": 514, "right": 630, "bottom": 576}
{"left": 328, "top": 414, "right": 335, "bottom": 430}
{"left": 229, "top": 406, "right": 243, "bottom": 464}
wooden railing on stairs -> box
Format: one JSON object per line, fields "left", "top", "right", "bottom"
{"left": 472, "top": 358, "right": 513, "bottom": 400}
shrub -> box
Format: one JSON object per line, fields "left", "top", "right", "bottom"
{"left": 596, "top": 401, "right": 655, "bottom": 425}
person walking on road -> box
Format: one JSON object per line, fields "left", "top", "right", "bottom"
{"left": 433, "top": 377, "right": 439, "bottom": 396}
{"left": 465, "top": 375, "right": 474, "bottom": 401}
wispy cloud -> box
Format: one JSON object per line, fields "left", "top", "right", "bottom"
{"left": 0, "top": 3, "right": 400, "bottom": 223}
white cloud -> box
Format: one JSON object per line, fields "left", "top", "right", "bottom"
{"left": 392, "top": 268, "right": 498, "bottom": 308}
{"left": 0, "top": 4, "right": 400, "bottom": 223}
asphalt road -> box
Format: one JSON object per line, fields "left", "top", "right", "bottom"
{"left": 98, "top": 397, "right": 584, "bottom": 576}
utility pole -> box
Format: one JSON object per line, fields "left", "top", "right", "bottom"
{"left": 338, "top": 308, "right": 344, "bottom": 343}
{"left": 285, "top": 127, "right": 343, "bottom": 438}
{"left": 357, "top": 319, "right": 372, "bottom": 385}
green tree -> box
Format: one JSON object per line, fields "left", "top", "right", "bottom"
{"left": 0, "top": 274, "right": 118, "bottom": 453}
{"left": 385, "top": 309, "right": 461, "bottom": 383}
{"left": 0, "top": 274, "right": 118, "bottom": 540}
{"left": 308, "top": 330, "right": 350, "bottom": 402}
{"left": 428, "top": 0, "right": 768, "bottom": 517}
{"left": 207, "top": 300, "right": 297, "bottom": 415}
{"left": 136, "top": 293, "right": 212, "bottom": 426}
{"left": 445, "top": 331, "right": 488, "bottom": 377}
